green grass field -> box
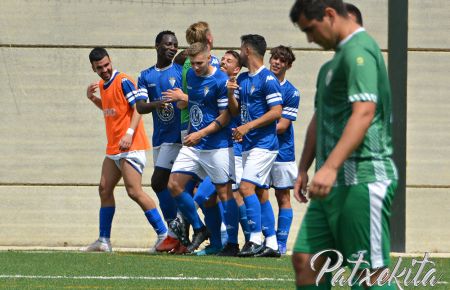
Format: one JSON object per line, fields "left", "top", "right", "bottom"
{"left": 0, "top": 251, "right": 448, "bottom": 289}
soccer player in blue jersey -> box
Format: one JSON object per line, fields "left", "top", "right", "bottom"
{"left": 221, "top": 50, "right": 251, "bottom": 243}
{"left": 135, "top": 31, "right": 183, "bottom": 253}
{"left": 164, "top": 22, "right": 226, "bottom": 254}
{"left": 168, "top": 42, "right": 239, "bottom": 254}
{"left": 267, "top": 45, "right": 301, "bottom": 255}
{"left": 227, "top": 34, "right": 283, "bottom": 257}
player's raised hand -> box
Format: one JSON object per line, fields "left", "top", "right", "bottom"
{"left": 162, "top": 88, "right": 187, "bottom": 102}
{"left": 308, "top": 165, "right": 337, "bottom": 199}
{"left": 227, "top": 76, "right": 239, "bottom": 91}
{"left": 87, "top": 82, "right": 99, "bottom": 101}
{"left": 293, "top": 171, "right": 309, "bottom": 203}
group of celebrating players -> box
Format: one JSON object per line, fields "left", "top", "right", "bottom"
{"left": 83, "top": 20, "right": 301, "bottom": 258}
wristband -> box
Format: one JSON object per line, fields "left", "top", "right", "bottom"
{"left": 213, "top": 119, "right": 223, "bottom": 129}
{"left": 126, "top": 128, "right": 135, "bottom": 136}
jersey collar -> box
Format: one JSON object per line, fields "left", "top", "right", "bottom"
{"left": 338, "top": 27, "right": 365, "bottom": 48}
{"left": 155, "top": 63, "right": 173, "bottom": 72}
{"left": 103, "top": 70, "right": 118, "bottom": 89}
{"left": 249, "top": 65, "right": 265, "bottom": 77}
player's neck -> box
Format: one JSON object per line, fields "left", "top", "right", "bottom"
{"left": 336, "top": 19, "right": 361, "bottom": 47}
{"left": 156, "top": 59, "right": 172, "bottom": 69}
{"left": 247, "top": 57, "right": 264, "bottom": 74}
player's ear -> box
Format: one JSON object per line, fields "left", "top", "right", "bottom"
{"left": 233, "top": 67, "right": 241, "bottom": 75}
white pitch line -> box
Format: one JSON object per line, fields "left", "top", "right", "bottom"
{"left": 0, "top": 274, "right": 294, "bottom": 282}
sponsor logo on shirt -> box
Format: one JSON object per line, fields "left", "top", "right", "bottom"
{"left": 103, "top": 108, "right": 116, "bottom": 117}
{"left": 190, "top": 104, "right": 203, "bottom": 127}
{"left": 157, "top": 103, "right": 175, "bottom": 123}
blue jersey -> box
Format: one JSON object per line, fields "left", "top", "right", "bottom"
{"left": 137, "top": 63, "right": 182, "bottom": 147}
{"left": 235, "top": 66, "right": 283, "bottom": 152}
{"left": 186, "top": 67, "right": 232, "bottom": 150}
{"left": 276, "top": 79, "right": 300, "bottom": 162}
{"left": 230, "top": 116, "right": 242, "bottom": 157}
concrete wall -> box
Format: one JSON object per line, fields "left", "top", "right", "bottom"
{"left": 0, "top": 0, "right": 449, "bottom": 253}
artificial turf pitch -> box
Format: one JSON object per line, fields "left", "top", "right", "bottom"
{"left": 0, "top": 251, "right": 448, "bottom": 289}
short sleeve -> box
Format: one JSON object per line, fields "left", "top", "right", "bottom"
{"left": 345, "top": 47, "right": 379, "bottom": 103}
{"left": 263, "top": 74, "right": 283, "bottom": 107}
{"left": 281, "top": 87, "right": 300, "bottom": 121}
{"left": 121, "top": 78, "right": 139, "bottom": 107}
{"left": 136, "top": 73, "right": 148, "bottom": 101}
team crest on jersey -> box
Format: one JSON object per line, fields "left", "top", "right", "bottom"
{"left": 240, "top": 104, "right": 251, "bottom": 124}
{"left": 325, "top": 69, "right": 333, "bottom": 86}
{"left": 250, "top": 85, "right": 255, "bottom": 95}
{"left": 204, "top": 86, "right": 210, "bottom": 97}
{"left": 169, "top": 77, "right": 176, "bottom": 87}
{"left": 157, "top": 103, "right": 175, "bottom": 122}
{"left": 190, "top": 104, "right": 203, "bottom": 127}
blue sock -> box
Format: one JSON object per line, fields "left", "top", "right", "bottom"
{"left": 220, "top": 199, "right": 239, "bottom": 244}
{"left": 155, "top": 189, "right": 178, "bottom": 223}
{"left": 174, "top": 192, "right": 204, "bottom": 230}
{"left": 99, "top": 206, "right": 115, "bottom": 238}
{"left": 243, "top": 194, "right": 261, "bottom": 234}
{"left": 238, "top": 204, "right": 250, "bottom": 242}
{"left": 203, "top": 204, "right": 222, "bottom": 248}
{"left": 277, "top": 208, "right": 293, "bottom": 248}
{"left": 144, "top": 208, "right": 167, "bottom": 235}
{"left": 217, "top": 202, "right": 228, "bottom": 245}
{"left": 184, "top": 179, "right": 197, "bottom": 196}
{"left": 260, "top": 200, "right": 276, "bottom": 237}
{"left": 194, "top": 177, "right": 216, "bottom": 206}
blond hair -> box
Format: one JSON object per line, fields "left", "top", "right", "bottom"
{"left": 186, "top": 42, "right": 209, "bottom": 58}
{"left": 185, "top": 21, "right": 210, "bottom": 45}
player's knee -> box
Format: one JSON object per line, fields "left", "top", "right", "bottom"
{"left": 151, "top": 179, "right": 166, "bottom": 194}
{"left": 167, "top": 178, "right": 183, "bottom": 197}
{"left": 238, "top": 183, "right": 253, "bottom": 197}
{"left": 125, "top": 186, "right": 143, "bottom": 201}
{"left": 275, "top": 190, "right": 291, "bottom": 207}
{"left": 98, "top": 183, "right": 112, "bottom": 201}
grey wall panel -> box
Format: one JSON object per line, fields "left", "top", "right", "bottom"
{"left": 409, "top": 0, "right": 450, "bottom": 49}
{"left": 407, "top": 52, "right": 450, "bottom": 186}
{"left": 1, "top": 0, "right": 388, "bottom": 49}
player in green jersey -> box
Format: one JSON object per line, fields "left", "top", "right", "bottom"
{"left": 290, "top": 1, "right": 398, "bottom": 289}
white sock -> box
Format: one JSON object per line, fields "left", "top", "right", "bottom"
{"left": 99, "top": 237, "right": 110, "bottom": 243}
{"left": 249, "top": 232, "right": 262, "bottom": 245}
{"left": 265, "top": 235, "right": 278, "bottom": 250}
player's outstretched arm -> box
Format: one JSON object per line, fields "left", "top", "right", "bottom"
{"left": 309, "top": 101, "right": 376, "bottom": 198}
{"left": 136, "top": 99, "right": 168, "bottom": 114}
{"left": 86, "top": 82, "right": 102, "bottom": 110}
{"left": 294, "top": 113, "right": 316, "bottom": 203}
